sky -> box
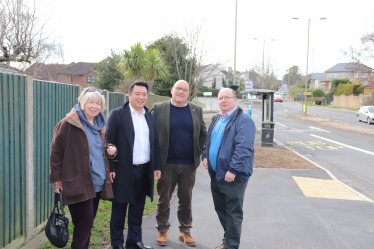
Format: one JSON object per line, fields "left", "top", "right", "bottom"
{"left": 35, "top": 0, "right": 374, "bottom": 80}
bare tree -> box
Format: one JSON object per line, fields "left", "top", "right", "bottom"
{"left": 252, "top": 54, "right": 280, "bottom": 89}
{"left": 341, "top": 16, "right": 374, "bottom": 67}
{"left": 0, "top": 0, "right": 63, "bottom": 67}
{"left": 166, "top": 23, "right": 222, "bottom": 98}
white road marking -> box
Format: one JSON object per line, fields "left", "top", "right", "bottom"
{"left": 275, "top": 130, "right": 329, "bottom": 132}
{"left": 310, "top": 134, "right": 374, "bottom": 156}
{"left": 308, "top": 126, "right": 329, "bottom": 132}
{"left": 284, "top": 109, "right": 288, "bottom": 112}
{"left": 274, "top": 138, "right": 373, "bottom": 203}
{"left": 276, "top": 122, "right": 287, "bottom": 127}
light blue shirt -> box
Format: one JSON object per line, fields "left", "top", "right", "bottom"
{"left": 209, "top": 107, "right": 236, "bottom": 172}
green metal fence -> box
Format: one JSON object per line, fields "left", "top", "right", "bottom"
{"left": 0, "top": 73, "right": 26, "bottom": 248}
{"left": 33, "top": 81, "right": 79, "bottom": 227}
{"left": 109, "top": 92, "right": 125, "bottom": 111}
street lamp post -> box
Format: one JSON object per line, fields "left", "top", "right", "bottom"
{"left": 311, "top": 49, "right": 314, "bottom": 104}
{"left": 292, "top": 17, "right": 326, "bottom": 115}
{"left": 233, "top": 0, "right": 238, "bottom": 87}
{"left": 253, "top": 38, "right": 275, "bottom": 89}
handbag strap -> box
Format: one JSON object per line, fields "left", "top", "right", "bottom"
{"left": 58, "top": 190, "right": 65, "bottom": 216}
{"left": 53, "top": 192, "right": 60, "bottom": 213}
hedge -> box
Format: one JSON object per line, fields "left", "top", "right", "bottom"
{"left": 336, "top": 83, "right": 363, "bottom": 96}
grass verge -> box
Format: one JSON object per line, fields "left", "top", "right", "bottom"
{"left": 39, "top": 181, "right": 158, "bottom": 249}
{"left": 191, "top": 100, "right": 204, "bottom": 107}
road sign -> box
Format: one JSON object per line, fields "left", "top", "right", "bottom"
{"left": 245, "top": 81, "right": 253, "bottom": 90}
{"left": 203, "top": 92, "right": 212, "bottom": 96}
{"left": 297, "top": 91, "right": 302, "bottom": 97}
{"left": 302, "top": 92, "right": 312, "bottom": 96}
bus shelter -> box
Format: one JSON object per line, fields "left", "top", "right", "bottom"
{"left": 240, "top": 89, "right": 275, "bottom": 146}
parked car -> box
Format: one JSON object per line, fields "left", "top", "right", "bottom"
{"left": 274, "top": 93, "right": 283, "bottom": 103}
{"left": 357, "top": 106, "right": 374, "bottom": 124}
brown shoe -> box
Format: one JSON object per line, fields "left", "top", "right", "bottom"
{"left": 156, "top": 231, "right": 168, "bottom": 246}
{"left": 178, "top": 232, "right": 196, "bottom": 246}
{"left": 214, "top": 243, "right": 226, "bottom": 249}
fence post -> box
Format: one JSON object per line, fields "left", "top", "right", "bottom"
{"left": 106, "top": 91, "right": 110, "bottom": 120}
{"left": 25, "top": 76, "right": 34, "bottom": 242}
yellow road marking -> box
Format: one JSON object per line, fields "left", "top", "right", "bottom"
{"left": 292, "top": 176, "right": 364, "bottom": 201}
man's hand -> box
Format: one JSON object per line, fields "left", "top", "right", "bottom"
{"left": 154, "top": 170, "right": 161, "bottom": 181}
{"left": 54, "top": 188, "right": 62, "bottom": 194}
{"left": 203, "top": 158, "right": 208, "bottom": 169}
{"left": 224, "top": 171, "right": 236, "bottom": 182}
{"left": 110, "top": 172, "right": 116, "bottom": 183}
{"left": 107, "top": 145, "right": 116, "bottom": 156}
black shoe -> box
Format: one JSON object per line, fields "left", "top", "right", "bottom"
{"left": 125, "top": 241, "right": 153, "bottom": 249}
{"left": 112, "top": 246, "right": 125, "bottom": 249}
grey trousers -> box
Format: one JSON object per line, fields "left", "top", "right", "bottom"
{"left": 211, "top": 175, "right": 248, "bottom": 249}
{"left": 156, "top": 163, "right": 196, "bottom": 232}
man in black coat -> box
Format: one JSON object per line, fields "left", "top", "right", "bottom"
{"left": 106, "top": 82, "right": 161, "bottom": 249}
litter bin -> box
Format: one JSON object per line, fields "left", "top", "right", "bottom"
{"left": 261, "top": 122, "right": 275, "bottom": 146}
{"left": 315, "top": 101, "right": 322, "bottom": 105}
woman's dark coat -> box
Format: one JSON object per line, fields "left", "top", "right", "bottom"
{"left": 106, "top": 102, "right": 161, "bottom": 204}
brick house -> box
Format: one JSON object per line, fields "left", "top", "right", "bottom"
{"left": 324, "top": 63, "right": 373, "bottom": 91}
{"left": 364, "top": 82, "right": 374, "bottom": 95}
{"left": 26, "top": 62, "right": 96, "bottom": 87}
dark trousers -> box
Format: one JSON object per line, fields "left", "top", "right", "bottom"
{"left": 211, "top": 175, "right": 248, "bottom": 249}
{"left": 156, "top": 163, "right": 196, "bottom": 232}
{"left": 110, "top": 164, "right": 148, "bottom": 246}
{"left": 68, "top": 192, "right": 101, "bottom": 249}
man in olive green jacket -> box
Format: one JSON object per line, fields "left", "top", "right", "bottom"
{"left": 152, "top": 80, "right": 207, "bottom": 247}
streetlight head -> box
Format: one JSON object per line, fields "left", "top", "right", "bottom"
{"left": 253, "top": 38, "right": 257, "bottom": 40}
{"left": 292, "top": 17, "right": 299, "bottom": 20}
{"left": 320, "top": 17, "right": 327, "bottom": 20}
{"left": 271, "top": 39, "right": 275, "bottom": 41}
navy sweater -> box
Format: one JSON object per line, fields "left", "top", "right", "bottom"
{"left": 166, "top": 104, "right": 194, "bottom": 165}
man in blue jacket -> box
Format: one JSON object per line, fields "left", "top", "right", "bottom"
{"left": 202, "top": 88, "right": 255, "bottom": 249}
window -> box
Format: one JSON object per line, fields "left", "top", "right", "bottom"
{"left": 329, "top": 73, "right": 338, "bottom": 79}
{"left": 87, "top": 76, "right": 94, "bottom": 83}
{"left": 355, "top": 72, "right": 368, "bottom": 78}
{"left": 345, "top": 73, "right": 350, "bottom": 78}
{"left": 364, "top": 81, "right": 368, "bottom": 86}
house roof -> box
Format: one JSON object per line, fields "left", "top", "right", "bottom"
{"left": 0, "top": 63, "right": 31, "bottom": 76}
{"left": 59, "top": 62, "right": 96, "bottom": 75}
{"left": 311, "top": 73, "right": 325, "bottom": 80}
{"left": 364, "top": 82, "right": 374, "bottom": 88}
{"left": 325, "top": 63, "right": 373, "bottom": 73}
{"left": 25, "top": 63, "right": 69, "bottom": 80}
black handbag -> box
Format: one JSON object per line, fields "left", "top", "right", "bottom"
{"left": 45, "top": 190, "right": 69, "bottom": 248}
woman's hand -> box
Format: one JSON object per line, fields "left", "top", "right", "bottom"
{"left": 54, "top": 188, "right": 62, "bottom": 194}
{"left": 107, "top": 145, "right": 117, "bottom": 156}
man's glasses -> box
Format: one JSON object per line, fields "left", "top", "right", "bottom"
{"left": 83, "top": 87, "right": 104, "bottom": 95}
{"left": 174, "top": 86, "right": 189, "bottom": 92}
{"left": 218, "top": 96, "right": 235, "bottom": 101}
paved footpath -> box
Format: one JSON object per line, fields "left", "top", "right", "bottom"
{"left": 140, "top": 166, "right": 374, "bottom": 249}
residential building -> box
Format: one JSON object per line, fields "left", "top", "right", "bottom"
{"left": 324, "top": 63, "right": 373, "bottom": 91}
{"left": 310, "top": 73, "right": 325, "bottom": 89}
{"left": 198, "top": 64, "right": 240, "bottom": 89}
{"left": 26, "top": 62, "right": 97, "bottom": 87}
{"left": 364, "top": 82, "right": 374, "bottom": 95}
{"left": 238, "top": 69, "right": 259, "bottom": 86}
{"left": 0, "top": 63, "right": 32, "bottom": 76}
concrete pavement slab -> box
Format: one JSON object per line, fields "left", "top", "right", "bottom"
{"left": 140, "top": 167, "right": 374, "bottom": 249}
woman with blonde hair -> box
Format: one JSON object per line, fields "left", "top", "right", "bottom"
{"left": 49, "top": 87, "right": 116, "bottom": 249}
